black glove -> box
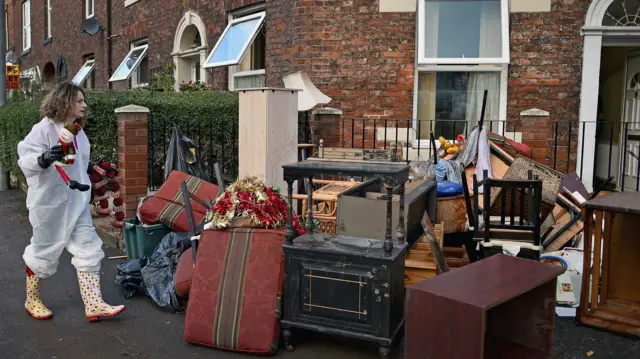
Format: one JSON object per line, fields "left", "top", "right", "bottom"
{"left": 87, "top": 161, "right": 95, "bottom": 175}
{"left": 37, "top": 145, "right": 65, "bottom": 169}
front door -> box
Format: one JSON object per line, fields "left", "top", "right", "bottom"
{"left": 621, "top": 54, "right": 640, "bottom": 191}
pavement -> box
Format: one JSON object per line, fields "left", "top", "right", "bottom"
{"left": 0, "top": 188, "right": 639, "bottom": 359}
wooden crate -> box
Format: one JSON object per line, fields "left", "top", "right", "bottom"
{"left": 577, "top": 192, "right": 640, "bottom": 337}
{"left": 404, "top": 222, "right": 471, "bottom": 288}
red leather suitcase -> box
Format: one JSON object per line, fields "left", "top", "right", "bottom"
{"left": 184, "top": 228, "right": 285, "bottom": 354}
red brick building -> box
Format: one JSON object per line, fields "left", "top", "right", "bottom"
{"left": 9, "top": 0, "right": 640, "bottom": 192}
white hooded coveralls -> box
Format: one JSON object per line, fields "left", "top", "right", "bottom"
{"left": 17, "top": 118, "right": 104, "bottom": 279}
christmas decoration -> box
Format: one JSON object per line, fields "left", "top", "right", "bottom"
{"left": 207, "top": 176, "right": 306, "bottom": 236}
{"left": 54, "top": 123, "right": 90, "bottom": 192}
{"left": 89, "top": 160, "right": 125, "bottom": 228}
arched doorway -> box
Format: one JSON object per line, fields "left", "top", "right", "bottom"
{"left": 42, "top": 62, "right": 56, "bottom": 90}
{"left": 579, "top": 0, "right": 640, "bottom": 192}
{"left": 172, "top": 11, "right": 207, "bottom": 91}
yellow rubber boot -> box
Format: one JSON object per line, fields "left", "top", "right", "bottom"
{"left": 25, "top": 267, "right": 53, "bottom": 320}
{"left": 77, "top": 270, "right": 125, "bottom": 322}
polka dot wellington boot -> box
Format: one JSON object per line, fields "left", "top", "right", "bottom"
{"left": 25, "top": 266, "right": 53, "bottom": 320}
{"left": 77, "top": 270, "right": 125, "bottom": 323}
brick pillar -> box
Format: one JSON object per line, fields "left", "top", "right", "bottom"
{"left": 309, "top": 107, "right": 342, "bottom": 148}
{"left": 116, "top": 105, "right": 149, "bottom": 219}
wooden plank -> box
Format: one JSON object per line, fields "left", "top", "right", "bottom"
{"left": 591, "top": 210, "right": 603, "bottom": 311}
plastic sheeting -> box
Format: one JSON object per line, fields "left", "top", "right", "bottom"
{"left": 164, "top": 125, "right": 210, "bottom": 183}
{"left": 115, "top": 232, "right": 191, "bottom": 312}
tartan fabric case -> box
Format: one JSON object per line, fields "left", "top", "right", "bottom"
{"left": 138, "top": 171, "right": 219, "bottom": 232}
{"left": 184, "top": 228, "right": 285, "bottom": 354}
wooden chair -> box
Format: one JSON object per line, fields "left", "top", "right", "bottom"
{"left": 473, "top": 169, "right": 544, "bottom": 260}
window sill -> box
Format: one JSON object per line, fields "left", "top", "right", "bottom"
{"left": 43, "top": 37, "right": 53, "bottom": 46}
{"left": 21, "top": 48, "right": 31, "bottom": 57}
{"left": 125, "top": 0, "right": 141, "bottom": 7}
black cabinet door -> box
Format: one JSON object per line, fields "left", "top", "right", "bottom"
{"left": 287, "top": 256, "right": 388, "bottom": 335}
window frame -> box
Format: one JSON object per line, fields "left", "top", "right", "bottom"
{"left": 203, "top": 11, "right": 266, "bottom": 69}
{"left": 22, "top": 0, "right": 31, "bottom": 51}
{"left": 411, "top": 64, "right": 508, "bottom": 148}
{"left": 417, "top": 0, "right": 510, "bottom": 65}
{"left": 45, "top": 0, "right": 52, "bottom": 39}
{"left": 227, "top": 5, "right": 267, "bottom": 91}
{"left": 71, "top": 57, "right": 95, "bottom": 87}
{"left": 85, "top": 0, "right": 94, "bottom": 18}
{"left": 130, "top": 39, "right": 149, "bottom": 88}
{"left": 108, "top": 42, "right": 148, "bottom": 82}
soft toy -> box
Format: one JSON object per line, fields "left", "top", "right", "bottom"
{"left": 54, "top": 123, "right": 90, "bottom": 192}
{"left": 439, "top": 136, "right": 460, "bottom": 155}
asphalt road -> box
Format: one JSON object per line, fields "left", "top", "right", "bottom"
{"left": 1, "top": 188, "right": 639, "bottom": 359}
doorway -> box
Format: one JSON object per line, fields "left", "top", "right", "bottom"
{"left": 621, "top": 51, "right": 640, "bottom": 191}
{"left": 596, "top": 47, "right": 640, "bottom": 192}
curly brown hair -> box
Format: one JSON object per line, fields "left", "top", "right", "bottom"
{"left": 40, "top": 82, "right": 86, "bottom": 126}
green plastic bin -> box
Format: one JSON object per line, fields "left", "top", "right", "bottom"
{"left": 123, "top": 218, "right": 172, "bottom": 259}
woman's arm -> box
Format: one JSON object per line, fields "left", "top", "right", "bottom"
{"left": 17, "top": 122, "right": 51, "bottom": 184}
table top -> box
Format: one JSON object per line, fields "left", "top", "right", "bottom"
{"left": 283, "top": 160, "right": 410, "bottom": 183}
{"left": 584, "top": 192, "right": 640, "bottom": 215}
{"left": 408, "top": 254, "right": 565, "bottom": 310}
{"left": 283, "top": 233, "right": 408, "bottom": 261}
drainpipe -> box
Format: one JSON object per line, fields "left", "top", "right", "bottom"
{"left": 107, "top": 0, "right": 113, "bottom": 89}
{"left": 0, "top": 0, "right": 10, "bottom": 192}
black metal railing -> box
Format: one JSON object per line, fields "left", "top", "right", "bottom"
{"left": 148, "top": 111, "right": 312, "bottom": 191}
{"left": 148, "top": 114, "right": 239, "bottom": 191}
{"left": 308, "top": 118, "right": 640, "bottom": 192}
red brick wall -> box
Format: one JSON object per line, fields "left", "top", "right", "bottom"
{"left": 266, "top": 0, "right": 415, "bottom": 147}
{"left": 16, "top": 0, "right": 109, "bottom": 87}
{"left": 507, "top": 0, "right": 590, "bottom": 170}
{"left": 280, "top": 1, "right": 414, "bottom": 117}
{"left": 109, "top": 1, "right": 230, "bottom": 91}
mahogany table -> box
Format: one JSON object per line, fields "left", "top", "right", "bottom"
{"left": 405, "top": 254, "right": 564, "bottom": 359}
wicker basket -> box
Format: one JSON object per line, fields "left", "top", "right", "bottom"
{"left": 294, "top": 180, "right": 360, "bottom": 235}
{"left": 488, "top": 156, "right": 562, "bottom": 221}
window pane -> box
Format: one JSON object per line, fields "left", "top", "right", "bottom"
{"left": 138, "top": 57, "right": 149, "bottom": 84}
{"left": 416, "top": 71, "right": 501, "bottom": 140}
{"left": 72, "top": 61, "right": 94, "bottom": 85}
{"left": 424, "top": 0, "right": 502, "bottom": 59}
{"left": 110, "top": 46, "right": 147, "bottom": 81}
{"left": 205, "top": 15, "right": 264, "bottom": 67}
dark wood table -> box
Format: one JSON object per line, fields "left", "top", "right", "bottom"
{"left": 405, "top": 254, "right": 565, "bottom": 359}
{"left": 577, "top": 192, "right": 640, "bottom": 337}
{"left": 281, "top": 160, "right": 410, "bottom": 358}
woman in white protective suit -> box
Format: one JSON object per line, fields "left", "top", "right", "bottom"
{"left": 17, "top": 82, "right": 125, "bottom": 322}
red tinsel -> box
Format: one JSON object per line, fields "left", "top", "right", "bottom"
{"left": 209, "top": 178, "right": 306, "bottom": 236}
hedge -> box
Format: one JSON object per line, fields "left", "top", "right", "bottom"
{"left": 0, "top": 90, "right": 239, "bottom": 181}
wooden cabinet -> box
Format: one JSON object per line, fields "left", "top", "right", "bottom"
{"left": 281, "top": 160, "right": 410, "bottom": 358}
{"left": 578, "top": 192, "right": 640, "bottom": 337}
{"left": 405, "top": 254, "right": 564, "bottom": 359}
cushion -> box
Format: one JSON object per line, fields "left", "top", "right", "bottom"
{"left": 138, "top": 171, "right": 219, "bottom": 232}
{"left": 184, "top": 228, "right": 285, "bottom": 354}
{"left": 175, "top": 247, "right": 193, "bottom": 298}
